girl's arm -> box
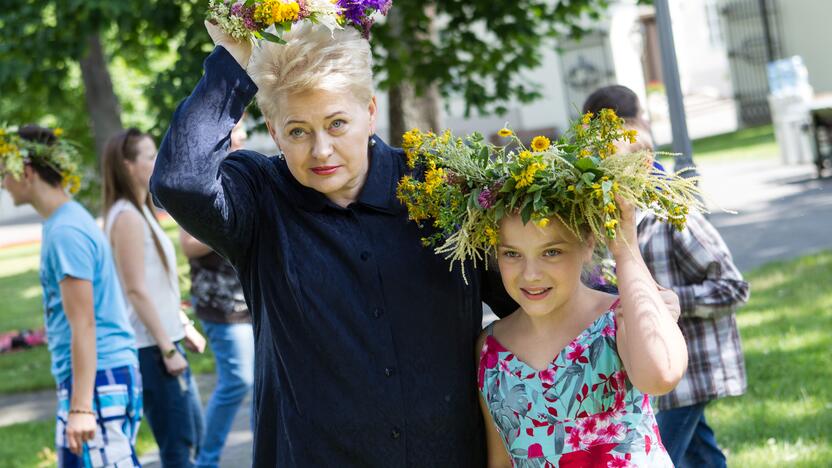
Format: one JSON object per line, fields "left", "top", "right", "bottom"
{"left": 609, "top": 199, "right": 688, "bottom": 395}
{"left": 475, "top": 332, "right": 513, "bottom": 468}
{"left": 110, "top": 210, "right": 189, "bottom": 376}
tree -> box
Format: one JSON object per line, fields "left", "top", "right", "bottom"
{"left": 0, "top": 0, "right": 196, "bottom": 161}
{"left": 372, "top": 0, "right": 612, "bottom": 144}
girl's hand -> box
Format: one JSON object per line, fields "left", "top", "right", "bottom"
{"left": 205, "top": 20, "right": 252, "bottom": 70}
{"left": 183, "top": 324, "right": 207, "bottom": 354}
{"left": 162, "top": 349, "right": 189, "bottom": 376}
{"left": 657, "top": 285, "right": 682, "bottom": 321}
{"left": 66, "top": 412, "right": 97, "bottom": 455}
{"left": 607, "top": 195, "right": 639, "bottom": 259}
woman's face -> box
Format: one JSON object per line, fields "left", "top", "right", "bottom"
{"left": 268, "top": 88, "right": 377, "bottom": 208}
{"left": 125, "top": 136, "right": 157, "bottom": 190}
{"left": 496, "top": 215, "right": 593, "bottom": 318}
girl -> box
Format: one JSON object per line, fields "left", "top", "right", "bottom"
{"left": 102, "top": 129, "right": 205, "bottom": 467}
{"left": 396, "top": 112, "right": 699, "bottom": 467}
{"left": 478, "top": 202, "right": 686, "bottom": 467}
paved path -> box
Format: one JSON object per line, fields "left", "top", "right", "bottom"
{"left": 1, "top": 158, "right": 830, "bottom": 467}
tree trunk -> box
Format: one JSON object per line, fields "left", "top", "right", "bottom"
{"left": 386, "top": 6, "right": 442, "bottom": 147}
{"left": 79, "top": 34, "right": 123, "bottom": 162}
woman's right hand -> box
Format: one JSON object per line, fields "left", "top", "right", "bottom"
{"left": 162, "top": 348, "right": 189, "bottom": 376}
{"left": 205, "top": 20, "right": 252, "bottom": 69}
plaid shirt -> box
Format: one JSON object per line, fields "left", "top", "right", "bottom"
{"left": 638, "top": 211, "right": 750, "bottom": 410}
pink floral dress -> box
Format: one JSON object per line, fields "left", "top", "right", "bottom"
{"left": 478, "top": 302, "right": 673, "bottom": 467}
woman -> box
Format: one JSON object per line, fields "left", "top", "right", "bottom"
{"left": 150, "top": 20, "right": 515, "bottom": 467}
{"left": 103, "top": 129, "right": 205, "bottom": 467}
{"left": 179, "top": 119, "right": 253, "bottom": 468}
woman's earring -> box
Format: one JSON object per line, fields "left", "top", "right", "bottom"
{"left": 368, "top": 136, "right": 376, "bottom": 147}
{"left": 277, "top": 151, "right": 285, "bottom": 160}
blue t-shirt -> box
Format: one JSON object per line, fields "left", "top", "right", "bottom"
{"left": 40, "top": 201, "right": 137, "bottom": 384}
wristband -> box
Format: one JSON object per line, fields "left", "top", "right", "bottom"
{"left": 69, "top": 408, "right": 95, "bottom": 416}
{"left": 163, "top": 347, "right": 178, "bottom": 359}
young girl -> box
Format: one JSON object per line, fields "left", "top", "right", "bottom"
{"left": 397, "top": 111, "right": 701, "bottom": 467}
{"left": 102, "top": 129, "right": 205, "bottom": 467}
{"left": 478, "top": 201, "right": 686, "bottom": 467}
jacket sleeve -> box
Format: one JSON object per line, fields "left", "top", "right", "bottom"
{"left": 150, "top": 46, "right": 261, "bottom": 259}
{"left": 671, "top": 212, "right": 750, "bottom": 319}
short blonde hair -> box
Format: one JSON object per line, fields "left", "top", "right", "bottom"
{"left": 248, "top": 22, "right": 374, "bottom": 122}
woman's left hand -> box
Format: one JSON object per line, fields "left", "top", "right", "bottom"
{"left": 183, "top": 324, "right": 207, "bottom": 354}
{"left": 607, "top": 195, "right": 639, "bottom": 259}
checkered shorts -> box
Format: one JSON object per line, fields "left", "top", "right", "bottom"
{"left": 56, "top": 365, "right": 143, "bottom": 467}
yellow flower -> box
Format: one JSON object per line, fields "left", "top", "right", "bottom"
{"left": 600, "top": 108, "right": 618, "bottom": 122}
{"left": 604, "top": 202, "right": 616, "bottom": 214}
{"left": 485, "top": 226, "right": 498, "bottom": 246}
{"left": 530, "top": 136, "right": 550, "bottom": 152}
{"left": 579, "top": 148, "right": 592, "bottom": 158}
{"left": 513, "top": 162, "right": 545, "bottom": 189}
{"left": 53, "top": 128, "right": 64, "bottom": 138}
{"left": 424, "top": 166, "right": 445, "bottom": 195}
{"left": 518, "top": 150, "right": 532, "bottom": 161}
{"left": 581, "top": 112, "right": 593, "bottom": 125}
{"left": 498, "top": 128, "right": 513, "bottom": 138}
{"left": 536, "top": 217, "right": 550, "bottom": 228}
{"left": 624, "top": 129, "right": 638, "bottom": 144}
{"left": 605, "top": 219, "right": 618, "bottom": 230}
{"left": 254, "top": 0, "right": 300, "bottom": 25}
{"left": 567, "top": 185, "right": 575, "bottom": 192}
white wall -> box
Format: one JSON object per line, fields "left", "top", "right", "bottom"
{"left": 776, "top": 0, "right": 832, "bottom": 94}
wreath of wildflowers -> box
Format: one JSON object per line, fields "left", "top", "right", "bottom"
{"left": 396, "top": 109, "right": 705, "bottom": 279}
{"left": 207, "top": 0, "right": 392, "bottom": 43}
{"left": 0, "top": 126, "right": 82, "bottom": 194}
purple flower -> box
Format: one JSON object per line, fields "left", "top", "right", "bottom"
{"left": 478, "top": 187, "right": 498, "bottom": 209}
{"left": 336, "top": 0, "right": 392, "bottom": 37}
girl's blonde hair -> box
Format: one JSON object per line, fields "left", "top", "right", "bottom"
{"left": 248, "top": 22, "right": 374, "bottom": 122}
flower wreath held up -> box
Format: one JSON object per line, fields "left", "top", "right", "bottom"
{"left": 396, "top": 109, "right": 705, "bottom": 281}
{"left": 207, "top": 0, "right": 392, "bottom": 43}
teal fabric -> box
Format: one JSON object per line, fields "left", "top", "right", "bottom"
{"left": 479, "top": 309, "right": 673, "bottom": 466}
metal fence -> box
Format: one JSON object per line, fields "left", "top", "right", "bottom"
{"left": 719, "top": 0, "right": 783, "bottom": 127}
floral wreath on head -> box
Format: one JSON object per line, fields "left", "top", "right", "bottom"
{"left": 207, "top": 0, "right": 392, "bottom": 43}
{"left": 396, "top": 109, "right": 706, "bottom": 281}
{"left": 0, "top": 126, "right": 82, "bottom": 194}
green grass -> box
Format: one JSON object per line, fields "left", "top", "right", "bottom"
{"left": 706, "top": 251, "right": 832, "bottom": 467}
{"left": 0, "top": 216, "right": 214, "bottom": 395}
{"left": 658, "top": 124, "right": 779, "bottom": 164}
{"left": 0, "top": 417, "right": 157, "bottom": 467}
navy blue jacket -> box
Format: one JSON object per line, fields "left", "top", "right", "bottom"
{"left": 151, "top": 46, "right": 516, "bottom": 467}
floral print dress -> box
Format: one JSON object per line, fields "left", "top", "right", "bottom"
{"left": 478, "top": 302, "right": 673, "bottom": 467}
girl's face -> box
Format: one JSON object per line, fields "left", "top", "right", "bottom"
{"left": 267, "top": 88, "right": 377, "bottom": 208}
{"left": 125, "top": 136, "right": 157, "bottom": 190}
{"left": 496, "top": 214, "right": 593, "bottom": 318}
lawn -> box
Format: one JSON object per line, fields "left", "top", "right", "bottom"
{"left": 0, "top": 418, "right": 157, "bottom": 468}
{"left": 658, "top": 124, "right": 779, "bottom": 164}
{"left": 0, "top": 216, "right": 215, "bottom": 394}
{"left": 705, "top": 251, "right": 832, "bottom": 467}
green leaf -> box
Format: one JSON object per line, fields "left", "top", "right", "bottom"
{"left": 520, "top": 201, "right": 534, "bottom": 224}
{"left": 527, "top": 184, "right": 543, "bottom": 193}
{"left": 581, "top": 172, "right": 596, "bottom": 185}
{"left": 494, "top": 200, "right": 505, "bottom": 220}
{"left": 575, "top": 157, "right": 597, "bottom": 172}
{"left": 500, "top": 178, "right": 516, "bottom": 193}
{"left": 260, "top": 31, "right": 287, "bottom": 44}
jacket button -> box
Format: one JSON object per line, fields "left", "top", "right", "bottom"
{"left": 360, "top": 251, "right": 370, "bottom": 261}
{"left": 373, "top": 307, "right": 383, "bottom": 318}
{"left": 391, "top": 427, "right": 401, "bottom": 439}
{"left": 384, "top": 367, "right": 395, "bottom": 377}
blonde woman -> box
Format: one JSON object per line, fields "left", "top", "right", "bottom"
{"left": 150, "top": 20, "right": 517, "bottom": 467}
{"left": 103, "top": 129, "right": 205, "bottom": 467}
